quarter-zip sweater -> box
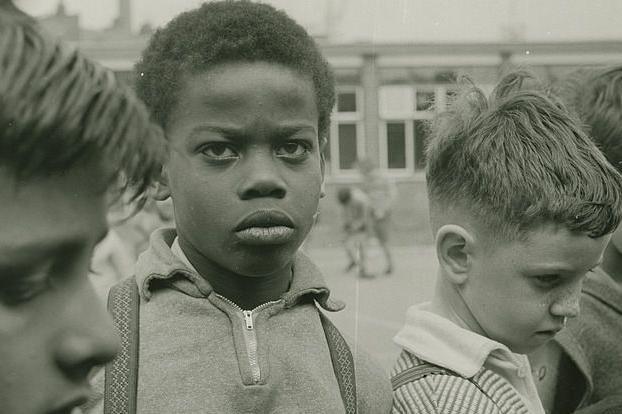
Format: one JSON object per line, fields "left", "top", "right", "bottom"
{"left": 87, "top": 228, "right": 392, "bottom": 413}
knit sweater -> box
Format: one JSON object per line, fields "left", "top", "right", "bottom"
{"left": 86, "top": 228, "right": 392, "bottom": 413}
{"left": 392, "top": 351, "right": 530, "bottom": 414}
{"left": 391, "top": 303, "right": 543, "bottom": 414}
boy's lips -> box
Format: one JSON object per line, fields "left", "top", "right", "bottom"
{"left": 234, "top": 209, "right": 295, "bottom": 245}
{"left": 535, "top": 326, "right": 564, "bottom": 336}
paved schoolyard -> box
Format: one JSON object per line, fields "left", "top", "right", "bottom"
{"left": 305, "top": 243, "right": 438, "bottom": 374}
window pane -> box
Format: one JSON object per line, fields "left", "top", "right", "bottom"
{"left": 337, "top": 92, "right": 357, "bottom": 112}
{"left": 414, "top": 120, "right": 430, "bottom": 170}
{"left": 415, "top": 90, "right": 435, "bottom": 111}
{"left": 338, "top": 123, "right": 357, "bottom": 169}
{"left": 387, "top": 122, "right": 406, "bottom": 169}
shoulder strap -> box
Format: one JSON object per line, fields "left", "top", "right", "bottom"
{"left": 318, "top": 311, "right": 357, "bottom": 414}
{"left": 104, "top": 277, "right": 140, "bottom": 414}
{"left": 392, "top": 358, "right": 504, "bottom": 412}
{"left": 391, "top": 363, "right": 455, "bottom": 390}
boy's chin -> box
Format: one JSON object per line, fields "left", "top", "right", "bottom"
{"left": 234, "top": 246, "right": 300, "bottom": 277}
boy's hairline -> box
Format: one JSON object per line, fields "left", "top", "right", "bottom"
{"left": 429, "top": 199, "right": 610, "bottom": 247}
{"left": 161, "top": 62, "right": 330, "bottom": 147}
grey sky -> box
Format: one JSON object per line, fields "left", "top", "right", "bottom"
{"left": 16, "top": 0, "right": 622, "bottom": 43}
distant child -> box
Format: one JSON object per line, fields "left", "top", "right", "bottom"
{"left": 391, "top": 71, "right": 622, "bottom": 414}
{"left": 337, "top": 186, "right": 374, "bottom": 278}
{"left": 357, "top": 158, "right": 397, "bottom": 274}
{"left": 528, "top": 66, "right": 622, "bottom": 414}
{"left": 0, "top": 5, "right": 165, "bottom": 414}
{"left": 87, "top": 2, "right": 392, "bottom": 413}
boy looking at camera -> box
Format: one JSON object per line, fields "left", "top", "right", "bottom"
{"left": 87, "top": 2, "right": 391, "bottom": 413}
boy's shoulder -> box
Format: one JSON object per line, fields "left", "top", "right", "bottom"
{"left": 582, "top": 268, "right": 622, "bottom": 314}
{"left": 391, "top": 350, "right": 527, "bottom": 414}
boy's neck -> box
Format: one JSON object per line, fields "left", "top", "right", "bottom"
{"left": 432, "top": 272, "right": 489, "bottom": 338}
{"left": 178, "top": 237, "right": 293, "bottom": 310}
{"left": 601, "top": 242, "right": 622, "bottom": 284}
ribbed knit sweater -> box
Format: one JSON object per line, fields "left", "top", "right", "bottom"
{"left": 392, "top": 350, "right": 531, "bottom": 414}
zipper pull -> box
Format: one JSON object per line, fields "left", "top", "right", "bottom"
{"left": 243, "top": 310, "right": 254, "bottom": 330}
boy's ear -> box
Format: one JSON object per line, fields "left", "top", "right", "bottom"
{"left": 153, "top": 165, "right": 171, "bottom": 201}
{"left": 436, "top": 224, "right": 474, "bottom": 285}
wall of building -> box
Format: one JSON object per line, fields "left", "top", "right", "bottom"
{"left": 37, "top": 11, "right": 622, "bottom": 245}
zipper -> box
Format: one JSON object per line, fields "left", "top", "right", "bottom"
{"left": 216, "top": 294, "right": 281, "bottom": 384}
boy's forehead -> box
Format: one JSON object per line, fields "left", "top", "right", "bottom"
{"left": 178, "top": 63, "right": 316, "bottom": 109}
{"left": 0, "top": 167, "right": 109, "bottom": 257}
{"left": 498, "top": 224, "right": 608, "bottom": 272}
{"left": 167, "top": 62, "right": 319, "bottom": 138}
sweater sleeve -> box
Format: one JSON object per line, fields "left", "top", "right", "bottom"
{"left": 392, "top": 374, "right": 503, "bottom": 414}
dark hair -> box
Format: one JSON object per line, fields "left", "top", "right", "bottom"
{"left": 135, "top": 1, "right": 335, "bottom": 142}
{"left": 426, "top": 70, "right": 622, "bottom": 239}
{"left": 0, "top": 15, "right": 166, "bottom": 203}
{"left": 555, "top": 66, "right": 622, "bottom": 173}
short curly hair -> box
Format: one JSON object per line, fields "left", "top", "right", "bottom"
{"left": 135, "top": 1, "right": 335, "bottom": 142}
{"left": 426, "top": 70, "right": 622, "bottom": 240}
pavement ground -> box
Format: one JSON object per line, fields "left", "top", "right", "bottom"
{"left": 305, "top": 243, "right": 438, "bottom": 374}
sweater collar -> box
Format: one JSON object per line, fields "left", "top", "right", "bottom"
{"left": 135, "top": 228, "right": 343, "bottom": 312}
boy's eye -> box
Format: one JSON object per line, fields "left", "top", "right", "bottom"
{"left": 200, "top": 143, "right": 238, "bottom": 160}
{"left": 0, "top": 272, "right": 51, "bottom": 306}
{"left": 275, "top": 141, "right": 311, "bottom": 158}
{"left": 533, "top": 274, "right": 561, "bottom": 288}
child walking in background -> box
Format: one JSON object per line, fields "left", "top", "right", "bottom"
{"left": 391, "top": 71, "right": 622, "bottom": 414}
{"left": 337, "top": 186, "right": 374, "bottom": 278}
{"left": 357, "top": 158, "right": 397, "bottom": 275}
{"left": 86, "top": 2, "right": 392, "bottom": 413}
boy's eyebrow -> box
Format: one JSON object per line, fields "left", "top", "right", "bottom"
{"left": 523, "top": 259, "right": 603, "bottom": 274}
{"left": 273, "top": 125, "right": 317, "bottom": 137}
{"left": 188, "top": 124, "right": 317, "bottom": 140}
{"left": 189, "top": 125, "right": 245, "bottom": 138}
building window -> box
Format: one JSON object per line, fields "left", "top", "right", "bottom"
{"left": 386, "top": 122, "right": 406, "bottom": 169}
{"left": 415, "top": 89, "right": 435, "bottom": 111}
{"left": 328, "top": 88, "right": 364, "bottom": 175}
{"left": 337, "top": 91, "right": 357, "bottom": 112}
{"left": 337, "top": 123, "right": 358, "bottom": 169}
{"left": 379, "top": 85, "right": 452, "bottom": 174}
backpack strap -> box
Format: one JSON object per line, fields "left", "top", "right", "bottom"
{"left": 318, "top": 311, "right": 357, "bottom": 414}
{"left": 104, "top": 277, "right": 140, "bottom": 414}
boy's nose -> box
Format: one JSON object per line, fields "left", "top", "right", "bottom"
{"left": 237, "top": 153, "right": 287, "bottom": 199}
{"left": 550, "top": 288, "right": 581, "bottom": 319}
{"left": 54, "top": 287, "right": 119, "bottom": 382}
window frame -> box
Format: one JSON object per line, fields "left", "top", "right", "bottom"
{"left": 328, "top": 86, "right": 366, "bottom": 177}
{"left": 378, "top": 84, "right": 451, "bottom": 177}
